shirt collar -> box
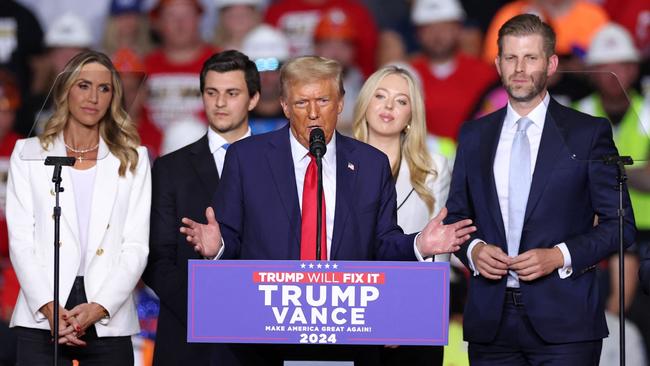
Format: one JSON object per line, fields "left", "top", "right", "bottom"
{"left": 208, "top": 126, "right": 252, "bottom": 154}
{"left": 289, "top": 128, "right": 337, "bottom": 167}
{"left": 504, "top": 92, "right": 550, "bottom": 131}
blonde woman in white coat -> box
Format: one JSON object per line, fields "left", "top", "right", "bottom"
{"left": 6, "top": 50, "right": 150, "bottom": 365}
{"left": 353, "top": 64, "right": 451, "bottom": 366}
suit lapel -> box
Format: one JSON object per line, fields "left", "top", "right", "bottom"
{"left": 86, "top": 138, "right": 120, "bottom": 263}
{"left": 331, "top": 134, "right": 357, "bottom": 259}
{"left": 524, "top": 99, "right": 567, "bottom": 223}
{"left": 481, "top": 109, "right": 507, "bottom": 246}
{"left": 266, "top": 127, "right": 301, "bottom": 242}
{"left": 190, "top": 135, "right": 219, "bottom": 195}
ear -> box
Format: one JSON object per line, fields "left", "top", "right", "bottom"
{"left": 336, "top": 96, "right": 344, "bottom": 115}
{"left": 547, "top": 54, "right": 559, "bottom": 77}
{"left": 280, "top": 98, "right": 291, "bottom": 119}
{"left": 248, "top": 92, "right": 260, "bottom": 111}
{"left": 494, "top": 56, "right": 502, "bottom": 77}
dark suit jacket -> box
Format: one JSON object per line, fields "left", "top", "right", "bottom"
{"left": 143, "top": 135, "right": 220, "bottom": 365}
{"left": 210, "top": 126, "right": 417, "bottom": 365}
{"left": 445, "top": 98, "right": 636, "bottom": 344}
{"left": 215, "top": 125, "right": 417, "bottom": 261}
{"left": 640, "top": 244, "right": 650, "bottom": 295}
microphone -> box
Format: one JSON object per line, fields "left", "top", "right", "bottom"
{"left": 309, "top": 128, "right": 327, "bottom": 158}
{"left": 44, "top": 156, "right": 76, "bottom": 166}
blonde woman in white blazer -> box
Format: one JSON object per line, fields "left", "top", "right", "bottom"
{"left": 6, "top": 51, "right": 150, "bottom": 365}
{"left": 353, "top": 65, "right": 451, "bottom": 366}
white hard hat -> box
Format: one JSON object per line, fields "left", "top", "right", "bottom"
{"left": 241, "top": 24, "right": 289, "bottom": 70}
{"left": 45, "top": 13, "right": 93, "bottom": 48}
{"left": 411, "top": 0, "right": 465, "bottom": 26}
{"left": 586, "top": 23, "right": 640, "bottom": 66}
{"left": 214, "top": 0, "right": 261, "bottom": 9}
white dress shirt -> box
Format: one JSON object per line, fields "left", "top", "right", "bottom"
{"left": 208, "top": 126, "right": 252, "bottom": 176}
{"left": 467, "top": 93, "right": 573, "bottom": 283}
{"left": 290, "top": 131, "right": 337, "bottom": 260}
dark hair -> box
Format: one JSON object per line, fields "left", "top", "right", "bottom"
{"left": 199, "top": 50, "right": 260, "bottom": 97}
{"left": 497, "top": 14, "right": 556, "bottom": 58}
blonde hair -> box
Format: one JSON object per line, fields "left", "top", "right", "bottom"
{"left": 39, "top": 50, "right": 141, "bottom": 176}
{"left": 280, "top": 56, "right": 345, "bottom": 99}
{"left": 352, "top": 65, "right": 437, "bottom": 215}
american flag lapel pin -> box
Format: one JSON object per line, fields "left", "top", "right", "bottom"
{"left": 347, "top": 162, "right": 355, "bottom": 171}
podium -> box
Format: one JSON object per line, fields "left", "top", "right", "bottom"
{"left": 187, "top": 260, "right": 450, "bottom": 346}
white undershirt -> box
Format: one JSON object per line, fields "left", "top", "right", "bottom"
{"left": 69, "top": 166, "right": 96, "bottom": 276}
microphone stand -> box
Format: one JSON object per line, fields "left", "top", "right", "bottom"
{"left": 44, "top": 156, "right": 75, "bottom": 366}
{"left": 604, "top": 154, "right": 633, "bottom": 366}
{"left": 315, "top": 154, "right": 323, "bottom": 261}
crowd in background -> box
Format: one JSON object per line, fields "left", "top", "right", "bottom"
{"left": 0, "top": 0, "right": 649, "bottom": 365}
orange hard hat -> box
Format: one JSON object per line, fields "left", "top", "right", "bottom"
{"left": 314, "top": 8, "right": 357, "bottom": 43}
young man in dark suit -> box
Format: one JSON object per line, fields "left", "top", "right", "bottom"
{"left": 143, "top": 50, "right": 260, "bottom": 366}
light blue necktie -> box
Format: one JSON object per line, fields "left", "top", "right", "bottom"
{"left": 222, "top": 143, "right": 230, "bottom": 150}
{"left": 507, "top": 117, "right": 533, "bottom": 288}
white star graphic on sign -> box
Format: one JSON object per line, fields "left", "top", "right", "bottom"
{"left": 325, "top": 264, "right": 330, "bottom": 269}
{"left": 300, "top": 263, "right": 306, "bottom": 269}
{"left": 332, "top": 264, "right": 338, "bottom": 269}
{"left": 309, "top": 263, "right": 315, "bottom": 269}
{"left": 317, "top": 263, "right": 322, "bottom": 269}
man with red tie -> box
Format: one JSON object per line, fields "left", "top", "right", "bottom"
{"left": 181, "top": 55, "right": 475, "bottom": 365}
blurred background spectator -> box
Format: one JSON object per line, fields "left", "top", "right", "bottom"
{"left": 102, "top": 0, "right": 153, "bottom": 57}
{"left": 409, "top": 0, "right": 497, "bottom": 142}
{"left": 112, "top": 47, "right": 161, "bottom": 159}
{"left": 265, "top": 0, "right": 378, "bottom": 77}
{"left": 17, "top": 0, "right": 111, "bottom": 48}
{"left": 213, "top": 0, "right": 263, "bottom": 51}
{"left": 482, "top": 0, "right": 610, "bottom": 62}
{"left": 0, "top": 69, "right": 22, "bottom": 366}
{"left": 0, "top": 0, "right": 45, "bottom": 137}
{"left": 313, "top": 8, "right": 363, "bottom": 135}
{"left": 145, "top": 0, "right": 215, "bottom": 154}
{"left": 242, "top": 23, "right": 290, "bottom": 135}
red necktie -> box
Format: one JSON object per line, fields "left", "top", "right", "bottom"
{"left": 300, "top": 154, "right": 327, "bottom": 260}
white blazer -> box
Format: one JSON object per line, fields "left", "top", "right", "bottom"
{"left": 395, "top": 152, "right": 452, "bottom": 262}
{"left": 6, "top": 134, "right": 151, "bottom": 337}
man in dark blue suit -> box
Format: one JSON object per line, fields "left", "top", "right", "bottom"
{"left": 181, "top": 55, "right": 475, "bottom": 365}
{"left": 143, "top": 50, "right": 260, "bottom": 366}
{"left": 445, "top": 14, "right": 636, "bottom": 365}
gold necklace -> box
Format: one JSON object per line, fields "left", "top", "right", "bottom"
{"left": 64, "top": 141, "right": 99, "bottom": 162}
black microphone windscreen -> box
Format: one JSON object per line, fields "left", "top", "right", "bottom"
{"left": 309, "top": 128, "right": 327, "bottom": 157}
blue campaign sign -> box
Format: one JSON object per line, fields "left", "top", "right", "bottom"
{"left": 188, "top": 260, "right": 449, "bottom": 346}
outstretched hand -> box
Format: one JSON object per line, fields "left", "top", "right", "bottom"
{"left": 180, "top": 207, "right": 223, "bottom": 258}
{"left": 416, "top": 208, "right": 476, "bottom": 257}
